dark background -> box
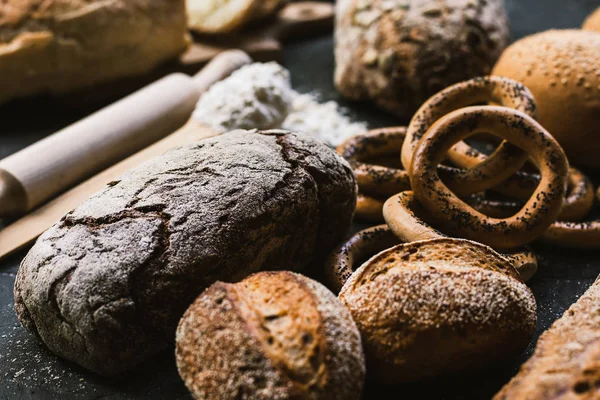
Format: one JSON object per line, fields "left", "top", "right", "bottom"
{"left": 1, "top": 0, "right": 599, "bottom": 399}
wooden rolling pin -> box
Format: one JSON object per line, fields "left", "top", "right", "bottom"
{"left": 0, "top": 50, "right": 251, "bottom": 218}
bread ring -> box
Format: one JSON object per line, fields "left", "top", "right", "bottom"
{"left": 324, "top": 225, "right": 399, "bottom": 293}
{"left": 469, "top": 167, "right": 594, "bottom": 222}
{"left": 383, "top": 191, "right": 537, "bottom": 282}
{"left": 355, "top": 193, "right": 385, "bottom": 222}
{"left": 403, "top": 77, "right": 538, "bottom": 196}
{"left": 337, "top": 127, "right": 411, "bottom": 197}
{"left": 410, "top": 106, "right": 568, "bottom": 249}
{"left": 539, "top": 222, "right": 600, "bottom": 249}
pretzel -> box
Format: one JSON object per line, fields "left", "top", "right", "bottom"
{"left": 355, "top": 193, "right": 386, "bottom": 222}
{"left": 382, "top": 191, "right": 538, "bottom": 281}
{"left": 403, "top": 77, "right": 538, "bottom": 197}
{"left": 409, "top": 106, "right": 569, "bottom": 249}
{"left": 337, "top": 127, "right": 411, "bottom": 197}
{"left": 468, "top": 167, "right": 594, "bottom": 222}
{"left": 540, "top": 221, "right": 600, "bottom": 249}
{"left": 323, "top": 224, "right": 399, "bottom": 293}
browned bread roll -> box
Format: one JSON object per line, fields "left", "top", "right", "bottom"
{"left": 334, "top": 0, "right": 509, "bottom": 119}
{"left": 339, "top": 238, "right": 536, "bottom": 384}
{"left": 187, "top": 0, "right": 287, "bottom": 34}
{"left": 492, "top": 30, "right": 600, "bottom": 168}
{"left": 176, "top": 271, "right": 366, "bottom": 400}
{"left": 495, "top": 276, "right": 600, "bottom": 399}
{"left": 14, "top": 130, "right": 357, "bottom": 376}
{"left": 0, "top": 0, "right": 189, "bottom": 104}
{"left": 582, "top": 7, "right": 600, "bottom": 31}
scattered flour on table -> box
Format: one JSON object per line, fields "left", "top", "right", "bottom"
{"left": 192, "top": 62, "right": 367, "bottom": 146}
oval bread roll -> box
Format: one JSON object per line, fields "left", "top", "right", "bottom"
{"left": 14, "top": 130, "right": 357, "bottom": 376}
{"left": 0, "top": 0, "right": 189, "bottom": 104}
{"left": 339, "top": 238, "right": 537, "bottom": 384}
{"left": 176, "top": 271, "right": 366, "bottom": 400}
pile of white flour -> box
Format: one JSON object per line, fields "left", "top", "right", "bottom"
{"left": 192, "top": 62, "right": 367, "bottom": 146}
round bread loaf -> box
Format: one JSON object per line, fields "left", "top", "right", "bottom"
{"left": 492, "top": 30, "right": 600, "bottom": 167}
{"left": 582, "top": 7, "right": 600, "bottom": 31}
{"left": 176, "top": 271, "right": 365, "bottom": 400}
{"left": 338, "top": 238, "right": 537, "bottom": 384}
{"left": 0, "top": 0, "right": 189, "bottom": 104}
{"left": 14, "top": 130, "right": 357, "bottom": 376}
{"left": 334, "top": 0, "right": 509, "bottom": 119}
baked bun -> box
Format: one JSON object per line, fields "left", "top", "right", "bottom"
{"left": 0, "top": 0, "right": 189, "bottom": 104}
{"left": 334, "top": 0, "right": 509, "bottom": 119}
{"left": 176, "top": 271, "right": 365, "bottom": 400}
{"left": 492, "top": 30, "right": 600, "bottom": 167}
{"left": 582, "top": 7, "right": 600, "bottom": 31}
{"left": 339, "top": 238, "right": 536, "bottom": 384}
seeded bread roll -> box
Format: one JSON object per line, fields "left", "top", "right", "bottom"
{"left": 0, "top": 0, "right": 188, "bottom": 104}
{"left": 176, "top": 271, "right": 365, "bottom": 400}
{"left": 582, "top": 7, "right": 600, "bottom": 32}
{"left": 495, "top": 275, "right": 600, "bottom": 399}
{"left": 14, "top": 130, "right": 357, "bottom": 376}
{"left": 339, "top": 238, "right": 536, "bottom": 384}
{"left": 492, "top": 30, "right": 600, "bottom": 167}
{"left": 334, "top": 0, "right": 509, "bottom": 119}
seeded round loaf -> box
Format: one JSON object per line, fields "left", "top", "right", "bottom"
{"left": 338, "top": 238, "right": 537, "bottom": 384}
{"left": 582, "top": 7, "right": 600, "bottom": 32}
{"left": 176, "top": 271, "right": 366, "bottom": 400}
{"left": 334, "top": 0, "right": 509, "bottom": 119}
{"left": 0, "top": 0, "right": 189, "bottom": 104}
{"left": 492, "top": 30, "right": 600, "bottom": 167}
{"left": 14, "top": 129, "right": 357, "bottom": 376}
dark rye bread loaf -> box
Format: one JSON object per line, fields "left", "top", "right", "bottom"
{"left": 14, "top": 129, "right": 357, "bottom": 376}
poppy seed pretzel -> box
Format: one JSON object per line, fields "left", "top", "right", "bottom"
{"left": 409, "top": 106, "right": 569, "bottom": 250}
{"left": 403, "top": 76, "right": 538, "bottom": 197}
{"left": 381, "top": 191, "right": 538, "bottom": 282}
{"left": 469, "top": 167, "right": 594, "bottom": 222}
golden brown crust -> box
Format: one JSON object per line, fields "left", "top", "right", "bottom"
{"left": 339, "top": 238, "right": 536, "bottom": 384}
{"left": 383, "top": 191, "right": 538, "bottom": 281}
{"left": 354, "top": 193, "right": 386, "bottom": 222}
{"left": 492, "top": 30, "right": 600, "bottom": 168}
{"left": 334, "top": 0, "right": 509, "bottom": 119}
{"left": 494, "top": 276, "right": 600, "bottom": 400}
{"left": 176, "top": 271, "right": 365, "bottom": 400}
{"left": 583, "top": 7, "right": 600, "bottom": 31}
{"left": 410, "top": 106, "right": 569, "bottom": 249}
{"left": 0, "top": 0, "right": 189, "bottom": 104}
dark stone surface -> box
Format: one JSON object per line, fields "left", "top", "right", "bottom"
{"left": 1, "top": 1, "right": 599, "bottom": 399}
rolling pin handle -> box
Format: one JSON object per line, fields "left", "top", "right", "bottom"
{"left": 0, "top": 169, "right": 28, "bottom": 218}
{"left": 192, "top": 50, "right": 252, "bottom": 92}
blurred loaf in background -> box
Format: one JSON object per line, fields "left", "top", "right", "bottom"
{"left": 334, "top": 0, "right": 509, "bottom": 120}
{"left": 0, "top": 0, "right": 189, "bottom": 105}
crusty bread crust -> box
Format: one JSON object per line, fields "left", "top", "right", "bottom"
{"left": 339, "top": 238, "right": 536, "bottom": 383}
{"left": 334, "top": 0, "right": 508, "bottom": 119}
{"left": 176, "top": 271, "right": 365, "bottom": 399}
{"left": 0, "top": 0, "right": 189, "bottom": 104}
{"left": 492, "top": 30, "right": 600, "bottom": 167}
{"left": 14, "top": 130, "right": 357, "bottom": 375}
{"left": 495, "top": 276, "right": 600, "bottom": 399}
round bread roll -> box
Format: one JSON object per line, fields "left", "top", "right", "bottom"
{"left": 492, "top": 30, "right": 600, "bottom": 167}
{"left": 339, "top": 238, "right": 536, "bottom": 384}
{"left": 176, "top": 271, "right": 366, "bottom": 400}
{"left": 334, "top": 0, "right": 509, "bottom": 119}
{"left": 582, "top": 7, "right": 600, "bottom": 31}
